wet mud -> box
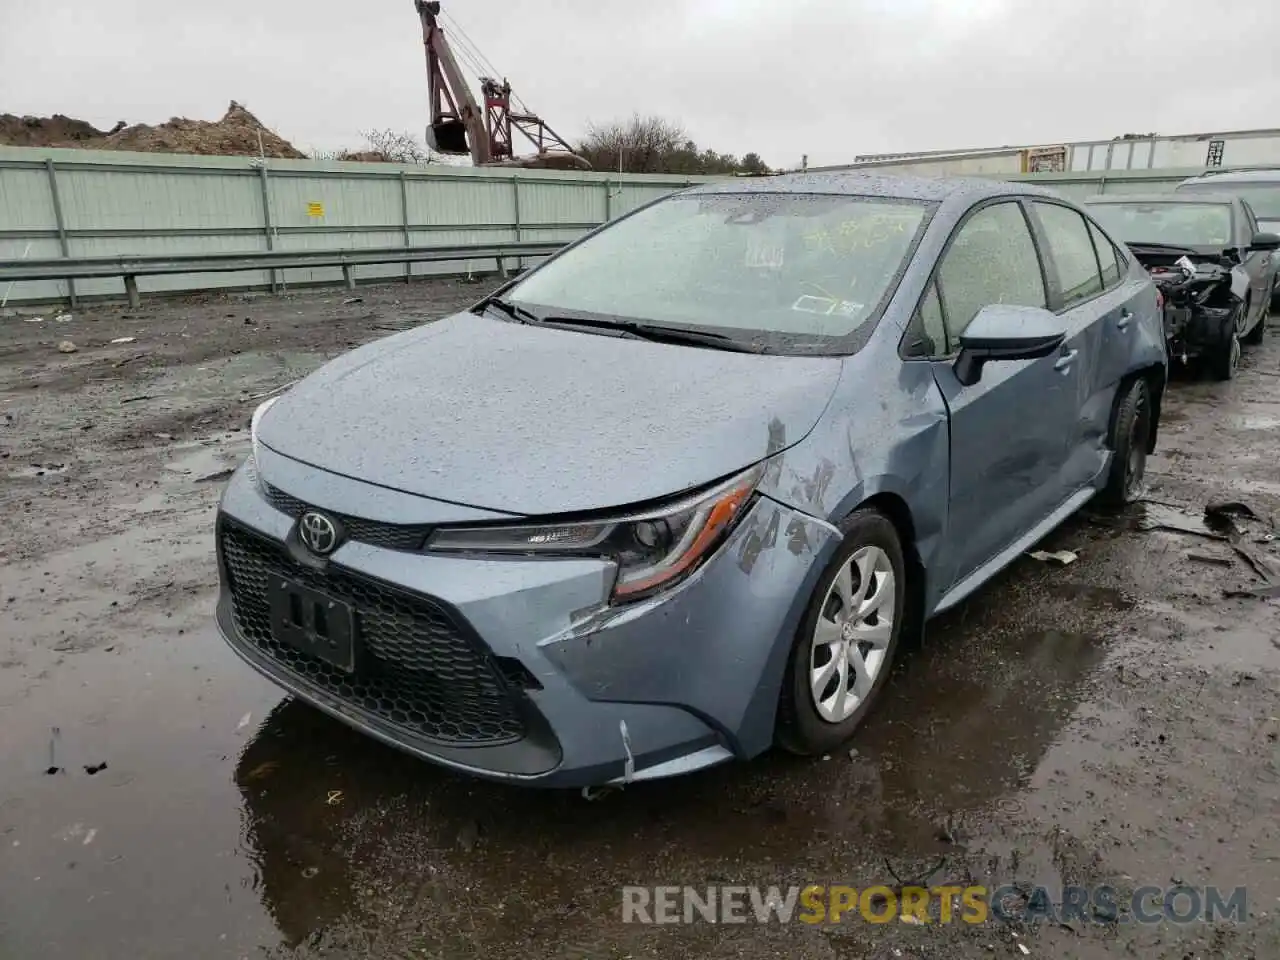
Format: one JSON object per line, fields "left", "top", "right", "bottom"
{"left": 1, "top": 287, "right": 1278, "bottom": 959}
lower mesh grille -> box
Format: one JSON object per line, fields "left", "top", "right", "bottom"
{"left": 220, "top": 521, "right": 526, "bottom": 746}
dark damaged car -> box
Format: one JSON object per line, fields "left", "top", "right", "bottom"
{"left": 1084, "top": 193, "right": 1280, "bottom": 380}
{"left": 215, "top": 173, "right": 1167, "bottom": 788}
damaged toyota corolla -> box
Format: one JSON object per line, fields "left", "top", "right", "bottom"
{"left": 215, "top": 173, "right": 1167, "bottom": 789}
{"left": 1083, "top": 193, "right": 1280, "bottom": 380}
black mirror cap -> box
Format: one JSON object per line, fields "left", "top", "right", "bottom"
{"left": 1250, "top": 231, "right": 1280, "bottom": 251}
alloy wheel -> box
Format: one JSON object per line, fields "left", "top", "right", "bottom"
{"left": 809, "top": 546, "right": 895, "bottom": 723}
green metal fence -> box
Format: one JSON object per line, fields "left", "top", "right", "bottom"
{"left": 0, "top": 146, "right": 713, "bottom": 305}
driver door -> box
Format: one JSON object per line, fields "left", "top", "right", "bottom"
{"left": 918, "top": 200, "right": 1082, "bottom": 594}
{"left": 1239, "top": 201, "right": 1273, "bottom": 329}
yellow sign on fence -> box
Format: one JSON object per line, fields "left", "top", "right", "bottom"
{"left": 306, "top": 201, "right": 325, "bottom": 218}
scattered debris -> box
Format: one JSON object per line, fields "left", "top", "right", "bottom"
{"left": 242, "top": 380, "right": 297, "bottom": 403}
{"left": 82, "top": 828, "right": 97, "bottom": 846}
{"left": 114, "top": 353, "right": 147, "bottom": 368}
{"left": 83, "top": 762, "right": 108, "bottom": 776}
{"left": 300, "top": 866, "right": 320, "bottom": 879}
{"left": 194, "top": 468, "right": 235, "bottom": 484}
{"left": 22, "top": 316, "right": 44, "bottom": 323}
{"left": 120, "top": 395, "right": 156, "bottom": 404}
{"left": 242, "top": 760, "right": 279, "bottom": 782}
{"left": 110, "top": 336, "right": 137, "bottom": 345}
{"left": 1186, "top": 550, "right": 1233, "bottom": 567}
{"left": 54, "top": 313, "right": 73, "bottom": 323}
{"left": 1229, "top": 542, "right": 1280, "bottom": 584}
{"left": 236, "top": 712, "right": 252, "bottom": 731}
{"left": 46, "top": 726, "right": 61, "bottom": 775}
{"left": 57, "top": 340, "right": 78, "bottom": 354}
{"left": 342, "top": 297, "right": 364, "bottom": 305}
{"left": 1224, "top": 584, "right": 1280, "bottom": 601}
{"left": 1029, "top": 549, "right": 1077, "bottom": 566}
{"left": 326, "top": 790, "right": 344, "bottom": 806}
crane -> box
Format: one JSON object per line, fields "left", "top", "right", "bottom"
{"left": 415, "top": 1, "right": 591, "bottom": 171}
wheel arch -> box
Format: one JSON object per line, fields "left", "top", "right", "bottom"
{"left": 844, "top": 491, "right": 927, "bottom": 649}
{"left": 1109, "top": 364, "right": 1166, "bottom": 455}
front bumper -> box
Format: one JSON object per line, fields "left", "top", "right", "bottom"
{"left": 214, "top": 457, "right": 839, "bottom": 788}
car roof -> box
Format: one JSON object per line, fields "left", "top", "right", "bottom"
{"left": 1180, "top": 169, "right": 1280, "bottom": 185}
{"left": 1084, "top": 192, "right": 1239, "bottom": 206}
{"left": 684, "top": 170, "right": 1059, "bottom": 203}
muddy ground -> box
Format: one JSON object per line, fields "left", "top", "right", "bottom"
{"left": 1, "top": 282, "right": 1278, "bottom": 960}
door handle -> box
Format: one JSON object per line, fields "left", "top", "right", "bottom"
{"left": 1053, "top": 348, "right": 1078, "bottom": 373}
{"left": 1117, "top": 308, "right": 1132, "bottom": 331}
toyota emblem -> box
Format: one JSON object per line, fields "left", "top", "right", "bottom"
{"left": 298, "top": 511, "right": 340, "bottom": 555}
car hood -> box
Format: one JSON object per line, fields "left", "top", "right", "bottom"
{"left": 258, "top": 312, "right": 843, "bottom": 516}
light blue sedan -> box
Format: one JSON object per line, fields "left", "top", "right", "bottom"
{"left": 215, "top": 173, "right": 1167, "bottom": 788}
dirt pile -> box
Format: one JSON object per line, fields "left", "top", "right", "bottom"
{"left": 0, "top": 101, "right": 306, "bottom": 158}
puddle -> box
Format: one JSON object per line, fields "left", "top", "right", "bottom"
{"left": 0, "top": 605, "right": 285, "bottom": 960}
{"left": 1234, "top": 413, "right": 1280, "bottom": 432}
{"left": 4, "top": 463, "right": 70, "bottom": 479}
{"left": 162, "top": 440, "right": 246, "bottom": 481}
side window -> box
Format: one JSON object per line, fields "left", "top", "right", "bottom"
{"left": 903, "top": 282, "right": 947, "bottom": 358}
{"left": 1086, "top": 218, "right": 1122, "bottom": 288}
{"left": 1034, "top": 202, "right": 1104, "bottom": 307}
{"left": 1240, "top": 201, "right": 1259, "bottom": 238}
{"left": 937, "top": 202, "right": 1046, "bottom": 337}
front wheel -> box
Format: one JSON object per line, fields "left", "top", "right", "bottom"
{"left": 1099, "top": 377, "right": 1153, "bottom": 507}
{"left": 1208, "top": 312, "right": 1242, "bottom": 381}
{"left": 776, "top": 508, "right": 906, "bottom": 756}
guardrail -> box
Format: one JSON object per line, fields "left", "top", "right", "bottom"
{"left": 0, "top": 240, "right": 571, "bottom": 309}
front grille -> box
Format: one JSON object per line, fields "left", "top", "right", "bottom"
{"left": 220, "top": 522, "right": 526, "bottom": 746}
{"left": 263, "top": 484, "right": 432, "bottom": 552}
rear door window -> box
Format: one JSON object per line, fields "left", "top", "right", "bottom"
{"left": 1033, "top": 202, "right": 1104, "bottom": 307}
{"left": 1085, "top": 218, "right": 1123, "bottom": 288}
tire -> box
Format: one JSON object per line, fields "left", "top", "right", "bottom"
{"left": 1243, "top": 303, "right": 1267, "bottom": 346}
{"left": 776, "top": 508, "right": 906, "bottom": 756}
{"left": 1208, "top": 309, "right": 1242, "bottom": 381}
{"left": 1099, "top": 377, "right": 1153, "bottom": 507}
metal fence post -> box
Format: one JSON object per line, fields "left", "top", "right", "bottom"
{"left": 400, "top": 171, "right": 412, "bottom": 283}
{"left": 44, "top": 159, "right": 78, "bottom": 308}
{"left": 257, "top": 165, "right": 278, "bottom": 293}
{"left": 508, "top": 177, "right": 522, "bottom": 277}
{"left": 604, "top": 178, "right": 612, "bottom": 223}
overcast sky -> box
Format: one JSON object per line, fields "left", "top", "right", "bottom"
{"left": 3, "top": 0, "right": 1279, "bottom": 168}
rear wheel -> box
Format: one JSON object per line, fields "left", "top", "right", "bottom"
{"left": 777, "top": 509, "right": 906, "bottom": 756}
{"left": 1243, "top": 302, "right": 1267, "bottom": 346}
{"left": 1100, "top": 377, "right": 1153, "bottom": 507}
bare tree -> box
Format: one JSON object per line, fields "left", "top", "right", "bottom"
{"left": 329, "top": 129, "right": 434, "bottom": 164}
{"left": 578, "top": 114, "right": 689, "bottom": 174}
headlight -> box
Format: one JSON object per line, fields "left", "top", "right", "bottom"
{"left": 249, "top": 395, "right": 282, "bottom": 467}
{"left": 427, "top": 464, "right": 764, "bottom": 602}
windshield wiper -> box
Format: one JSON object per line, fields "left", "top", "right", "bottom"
{"left": 479, "top": 296, "right": 540, "bottom": 325}
{"left": 536, "top": 316, "right": 764, "bottom": 353}
{"left": 1126, "top": 241, "right": 1199, "bottom": 253}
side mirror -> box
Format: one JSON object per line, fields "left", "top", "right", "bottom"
{"left": 1249, "top": 231, "right": 1280, "bottom": 252}
{"left": 954, "top": 304, "right": 1066, "bottom": 387}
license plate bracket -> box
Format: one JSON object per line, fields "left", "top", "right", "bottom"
{"left": 268, "top": 576, "right": 358, "bottom": 673}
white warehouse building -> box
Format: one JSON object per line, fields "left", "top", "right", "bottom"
{"left": 812, "top": 127, "right": 1280, "bottom": 178}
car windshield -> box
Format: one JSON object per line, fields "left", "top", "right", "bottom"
{"left": 1180, "top": 181, "right": 1280, "bottom": 220}
{"left": 503, "top": 192, "right": 932, "bottom": 353}
{"left": 1086, "top": 201, "right": 1233, "bottom": 249}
